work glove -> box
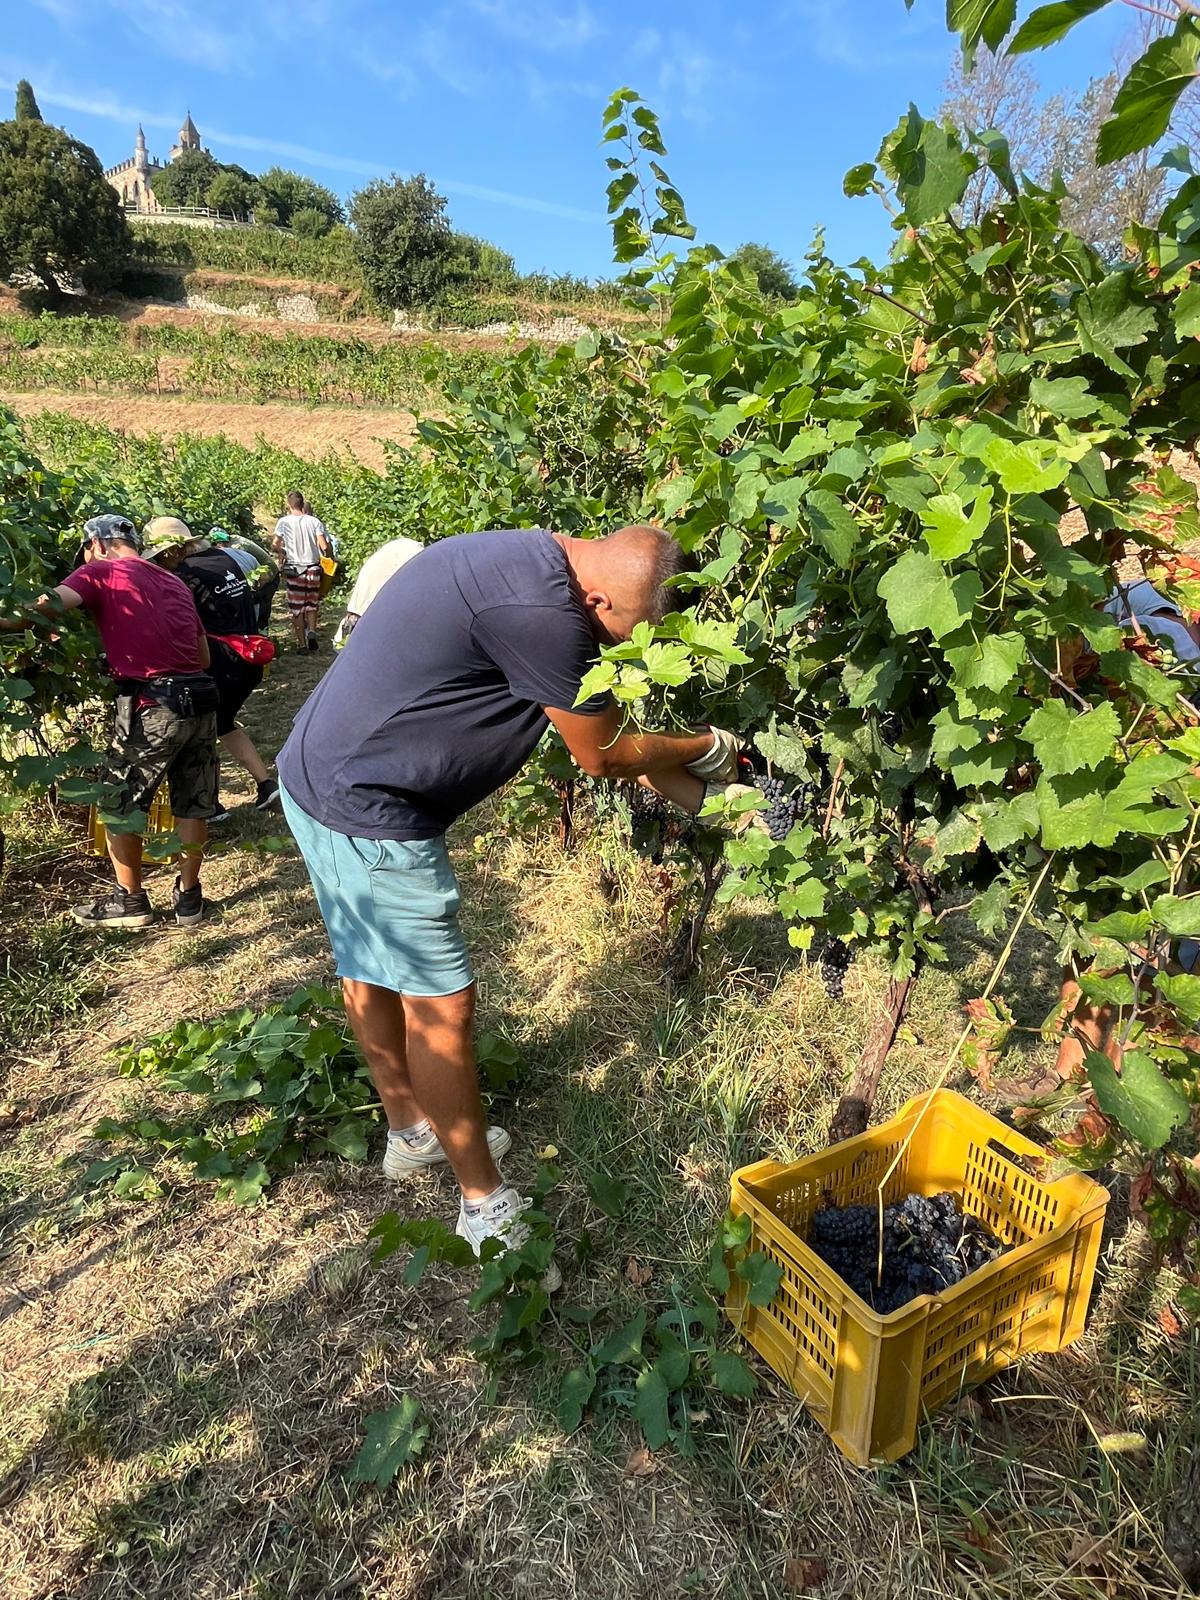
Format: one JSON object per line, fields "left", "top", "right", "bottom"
{"left": 685, "top": 726, "right": 743, "bottom": 784}
{"left": 699, "top": 782, "right": 770, "bottom": 835}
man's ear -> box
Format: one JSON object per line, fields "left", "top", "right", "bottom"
{"left": 582, "top": 586, "right": 612, "bottom": 616}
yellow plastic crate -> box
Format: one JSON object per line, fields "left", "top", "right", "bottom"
{"left": 87, "top": 789, "right": 177, "bottom": 858}
{"left": 727, "top": 1089, "right": 1108, "bottom": 1466}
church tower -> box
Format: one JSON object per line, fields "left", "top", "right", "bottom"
{"left": 169, "top": 112, "right": 201, "bottom": 162}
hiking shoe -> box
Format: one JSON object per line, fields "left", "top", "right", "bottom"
{"left": 172, "top": 877, "right": 205, "bottom": 927}
{"left": 71, "top": 888, "right": 153, "bottom": 929}
{"left": 208, "top": 802, "right": 233, "bottom": 825}
{"left": 305, "top": 629, "right": 320, "bottom": 652}
{"left": 383, "top": 1122, "right": 512, "bottom": 1179}
{"left": 456, "top": 1186, "right": 562, "bottom": 1293}
{"left": 255, "top": 777, "right": 281, "bottom": 811}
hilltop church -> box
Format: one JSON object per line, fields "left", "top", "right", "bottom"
{"left": 104, "top": 113, "right": 203, "bottom": 213}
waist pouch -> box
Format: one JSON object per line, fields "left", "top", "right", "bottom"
{"left": 210, "top": 632, "right": 276, "bottom": 666}
{"left": 117, "top": 673, "right": 220, "bottom": 718}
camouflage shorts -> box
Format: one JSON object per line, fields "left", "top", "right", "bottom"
{"left": 103, "top": 701, "right": 219, "bottom": 824}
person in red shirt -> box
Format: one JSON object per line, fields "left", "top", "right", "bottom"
{"left": 1, "top": 513, "right": 219, "bottom": 928}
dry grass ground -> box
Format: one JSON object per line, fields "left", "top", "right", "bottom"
{"left": 1, "top": 623, "right": 1197, "bottom": 1600}
{"left": 0, "top": 392, "right": 420, "bottom": 470}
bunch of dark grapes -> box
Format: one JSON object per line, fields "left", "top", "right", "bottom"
{"left": 819, "top": 937, "right": 852, "bottom": 999}
{"left": 628, "top": 784, "right": 693, "bottom": 863}
{"left": 756, "top": 773, "right": 815, "bottom": 841}
{"left": 805, "top": 1191, "right": 1004, "bottom": 1315}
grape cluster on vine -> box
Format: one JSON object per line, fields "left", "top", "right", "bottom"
{"left": 818, "top": 937, "right": 852, "bottom": 999}
{"left": 806, "top": 1192, "right": 1003, "bottom": 1315}
{"left": 755, "top": 773, "right": 815, "bottom": 841}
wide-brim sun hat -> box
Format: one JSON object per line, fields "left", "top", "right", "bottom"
{"left": 142, "top": 515, "right": 193, "bottom": 560}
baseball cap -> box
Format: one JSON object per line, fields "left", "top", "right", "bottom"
{"left": 82, "top": 513, "right": 141, "bottom": 550}
{"left": 208, "top": 526, "right": 231, "bottom": 544}
{"left": 142, "top": 515, "right": 193, "bottom": 560}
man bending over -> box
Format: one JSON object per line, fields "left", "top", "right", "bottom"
{"left": 277, "top": 525, "right": 736, "bottom": 1286}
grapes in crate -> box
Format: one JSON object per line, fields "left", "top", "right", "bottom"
{"left": 804, "top": 1191, "right": 1004, "bottom": 1315}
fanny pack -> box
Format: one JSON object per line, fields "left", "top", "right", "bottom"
{"left": 210, "top": 632, "right": 276, "bottom": 666}
{"left": 117, "top": 672, "right": 220, "bottom": 718}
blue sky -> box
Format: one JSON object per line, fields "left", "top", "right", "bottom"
{"left": 7, "top": 0, "right": 1132, "bottom": 279}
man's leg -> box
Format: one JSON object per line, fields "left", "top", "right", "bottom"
{"left": 342, "top": 977, "right": 422, "bottom": 1129}
{"left": 105, "top": 826, "right": 145, "bottom": 893}
{"left": 175, "top": 818, "right": 207, "bottom": 890}
{"left": 342, "top": 977, "right": 501, "bottom": 1199}
{"left": 220, "top": 727, "right": 270, "bottom": 784}
{"left": 402, "top": 986, "right": 501, "bottom": 1201}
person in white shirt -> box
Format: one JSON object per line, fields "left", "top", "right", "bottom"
{"left": 273, "top": 491, "right": 332, "bottom": 653}
{"left": 335, "top": 535, "right": 424, "bottom": 645}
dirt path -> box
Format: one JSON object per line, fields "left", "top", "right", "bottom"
{"left": 0, "top": 391, "right": 419, "bottom": 468}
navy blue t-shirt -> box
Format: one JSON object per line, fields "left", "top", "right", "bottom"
{"left": 278, "top": 529, "right": 607, "bottom": 839}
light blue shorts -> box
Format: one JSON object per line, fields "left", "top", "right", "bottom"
{"left": 280, "top": 784, "right": 474, "bottom": 997}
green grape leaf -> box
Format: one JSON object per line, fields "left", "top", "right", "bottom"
{"left": 1175, "top": 279, "right": 1200, "bottom": 339}
{"left": 1086, "top": 1050, "right": 1189, "bottom": 1150}
{"left": 1077, "top": 273, "right": 1159, "bottom": 375}
{"left": 633, "top": 1365, "right": 671, "bottom": 1450}
{"left": 928, "top": 806, "right": 984, "bottom": 866}
{"left": 981, "top": 437, "right": 1072, "bottom": 495}
{"left": 345, "top": 1396, "right": 428, "bottom": 1489}
{"left": 593, "top": 1309, "right": 648, "bottom": 1368}
{"left": 1023, "top": 698, "right": 1119, "bottom": 775}
{"left": 948, "top": 0, "right": 1017, "bottom": 51}
{"left": 921, "top": 489, "right": 993, "bottom": 558}
{"left": 556, "top": 1364, "right": 597, "bottom": 1433}
{"left": 944, "top": 633, "right": 1026, "bottom": 706}
{"left": 709, "top": 1349, "right": 759, "bottom": 1397}
{"left": 1028, "top": 374, "right": 1100, "bottom": 419}
{"left": 1150, "top": 893, "right": 1200, "bottom": 935}
{"left": 221, "top": 1162, "right": 270, "bottom": 1205}
{"left": 877, "top": 550, "right": 981, "bottom": 639}
{"left": 888, "top": 105, "right": 974, "bottom": 224}
{"left": 586, "top": 1169, "right": 631, "bottom": 1217}
{"left": 1010, "top": 0, "right": 1110, "bottom": 53}
{"left": 1156, "top": 972, "right": 1200, "bottom": 1023}
{"left": 735, "top": 1251, "right": 783, "bottom": 1307}
{"left": 1098, "top": 26, "right": 1200, "bottom": 165}
{"left": 804, "top": 490, "right": 860, "bottom": 565}
{"left": 321, "top": 1118, "right": 368, "bottom": 1164}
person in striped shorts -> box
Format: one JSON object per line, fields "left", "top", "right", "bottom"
{"left": 273, "top": 490, "right": 332, "bottom": 653}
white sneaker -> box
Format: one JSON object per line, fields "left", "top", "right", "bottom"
{"left": 382, "top": 1122, "right": 512, "bottom": 1179}
{"left": 455, "top": 1186, "right": 562, "bottom": 1293}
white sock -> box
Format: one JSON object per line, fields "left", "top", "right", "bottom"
{"left": 463, "top": 1182, "right": 508, "bottom": 1217}
{"left": 388, "top": 1119, "right": 432, "bottom": 1148}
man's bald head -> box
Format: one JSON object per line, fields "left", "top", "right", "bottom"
{"left": 559, "top": 525, "right": 686, "bottom": 645}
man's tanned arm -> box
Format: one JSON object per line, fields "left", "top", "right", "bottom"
{"left": 546, "top": 704, "right": 714, "bottom": 780}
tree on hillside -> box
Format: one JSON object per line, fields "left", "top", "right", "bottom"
{"left": 0, "top": 119, "right": 129, "bottom": 297}
{"left": 256, "top": 167, "right": 344, "bottom": 232}
{"left": 447, "top": 231, "right": 517, "bottom": 288}
{"left": 150, "top": 147, "right": 221, "bottom": 208}
{"left": 349, "top": 173, "right": 452, "bottom": 309}
{"left": 940, "top": 45, "right": 1169, "bottom": 258}
{"left": 730, "top": 242, "right": 798, "bottom": 300}
{"left": 14, "top": 80, "right": 42, "bottom": 122}
{"left": 290, "top": 206, "right": 329, "bottom": 238}
{"left": 206, "top": 169, "right": 258, "bottom": 222}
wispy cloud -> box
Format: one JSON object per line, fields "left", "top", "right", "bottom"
{"left": 0, "top": 73, "right": 604, "bottom": 224}
{"left": 469, "top": 0, "right": 600, "bottom": 53}
{"left": 779, "top": 0, "right": 945, "bottom": 72}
